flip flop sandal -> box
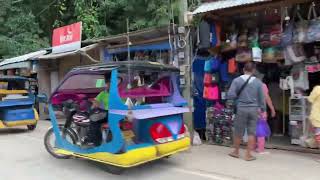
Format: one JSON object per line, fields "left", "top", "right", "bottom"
{"left": 245, "top": 156, "right": 257, "bottom": 161}
{"left": 229, "top": 153, "right": 240, "bottom": 159}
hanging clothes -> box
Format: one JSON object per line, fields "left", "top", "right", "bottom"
{"left": 192, "top": 56, "right": 206, "bottom": 96}
{"left": 192, "top": 56, "right": 207, "bottom": 129}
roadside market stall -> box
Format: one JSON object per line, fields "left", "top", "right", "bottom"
{"left": 192, "top": 0, "right": 320, "bottom": 152}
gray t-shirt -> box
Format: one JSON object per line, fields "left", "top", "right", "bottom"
{"left": 227, "top": 74, "right": 266, "bottom": 112}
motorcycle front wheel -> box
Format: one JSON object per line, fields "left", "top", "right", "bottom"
{"left": 44, "top": 126, "right": 77, "bottom": 159}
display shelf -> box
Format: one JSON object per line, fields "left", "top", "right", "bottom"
{"left": 289, "top": 95, "right": 310, "bottom": 145}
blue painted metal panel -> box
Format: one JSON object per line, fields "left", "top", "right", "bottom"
{"left": 1, "top": 108, "right": 35, "bottom": 121}
{"left": 0, "top": 98, "right": 34, "bottom": 108}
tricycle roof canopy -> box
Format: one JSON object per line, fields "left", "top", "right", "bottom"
{"left": 72, "top": 61, "right": 180, "bottom": 73}
{"left": 0, "top": 76, "right": 30, "bottom": 81}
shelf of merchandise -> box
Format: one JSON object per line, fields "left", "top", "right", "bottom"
{"left": 289, "top": 94, "right": 310, "bottom": 145}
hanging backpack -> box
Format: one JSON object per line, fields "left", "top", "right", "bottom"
{"left": 210, "top": 22, "right": 222, "bottom": 47}
{"left": 220, "top": 61, "right": 230, "bottom": 82}
{"left": 228, "top": 58, "right": 237, "bottom": 74}
{"left": 198, "top": 20, "right": 211, "bottom": 49}
{"left": 306, "top": 2, "right": 320, "bottom": 43}
{"left": 204, "top": 59, "right": 212, "bottom": 72}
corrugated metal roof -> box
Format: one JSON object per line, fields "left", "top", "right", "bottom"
{"left": 0, "top": 50, "right": 48, "bottom": 67}
{"left": 192, "top": 0, "right": 271, "bottom": 14}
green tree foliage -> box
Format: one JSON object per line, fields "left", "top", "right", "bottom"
{"left": 0, "top": 0, "right": 49, "bottom": 59}
{"left": 0, "top": 0, "right": 182, "bottom": 58}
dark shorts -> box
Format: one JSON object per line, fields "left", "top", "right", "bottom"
{"left": 234, "top": 107, "right": 258, "bottom": 137}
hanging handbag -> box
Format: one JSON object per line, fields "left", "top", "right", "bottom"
{"left": 236, "top": 49, "right": 252, "bottom": 62}
{"left": 222, "top": 32, "right": 238, "bottom": 52}
{"left": 204, "top": 73, "right": 212, "bottom": 85}
{"left": 203, "top": 85, "right": 220, "bottom": 100}
{"left": 293, "top": 6, "right": 308, "bottom": 43}
{"left": 291, "top": 63, "right": 309, "bottom": 90}
{"left": 306, "top": 2, "right": 320, "bottom": 43}
{"left": 283, "top": 44, "right": 306, "bottom": 64}
{"left": 281, "top": 8, "right": 294, "bottom": 47}
{"left": 262, "top": 47, "right": 277, "bottom": 63}
{"left": 238, "top": 29, "right": 248, "bottom": 48}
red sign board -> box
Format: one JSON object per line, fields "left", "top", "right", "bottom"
{"left": 52, "top": 22, "right": 82, "bottom": 54}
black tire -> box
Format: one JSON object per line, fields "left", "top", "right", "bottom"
{"left": 105, "top": 165, "right": 125, "bottom": 175}
{"left": 44, "top": 126, "right": 77, "bottom": 159}
{"left": 27, "top": 124, "right": 37, "bottom": 131}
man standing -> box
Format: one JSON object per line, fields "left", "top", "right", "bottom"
{"left": 227, "top": 62, "right": 266, "bottom": 161}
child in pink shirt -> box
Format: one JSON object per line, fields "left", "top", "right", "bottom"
{"left": 256, "top": 83, "right": 276, "bottom": 153}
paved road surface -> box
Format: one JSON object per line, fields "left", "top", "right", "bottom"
{"left": 0, "top": 120, "right": 319, "bottom": 180}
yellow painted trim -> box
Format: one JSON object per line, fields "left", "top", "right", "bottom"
{"left": 0, "top": 90, "right": 28, "bottom": 94}
{"left": 33, "top": 109, "right": 39, "bottom": 121}
{"left": 0, "top": 121, "right": 5, "bottom": 128}
{"left": 155, "top": 137, "right": 191, "bottom": 156}
{"left": 0, "top": 109, "right": 38, "bottom": 128}
{"left": 0, "top": 119, "right": 37, "bottom": 127}
{"left": 55, "top": 137, "right": 191, "bottom": 168}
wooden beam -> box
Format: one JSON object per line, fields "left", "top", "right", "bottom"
{"left": 102, "top": 36, "right": 169, "bottom": 49}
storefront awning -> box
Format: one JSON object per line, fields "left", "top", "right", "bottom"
{"left": 0, "top": 50, "right": 48, "bottom": 70}
{"left": 192, "top": 0, "right": 271, "bottom": 14}
{"left": 37, "top": 43, "right": 99, "bottom": 60}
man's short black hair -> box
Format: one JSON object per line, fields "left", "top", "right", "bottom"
{"left": 244, "top": 62, "right": 256, "bottom": 73}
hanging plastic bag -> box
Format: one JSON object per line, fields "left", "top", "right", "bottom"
{"left": 252, "top": 47, "right": 262, "bottom": 62}
{"left": 306, "top": 3, "right": 320, "bottom": 43}
{"left": 193, "top": 131, "right": 202, "bottom": 146}
{"left": 256, "top": 118, "right": 271, "bottom": 137}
